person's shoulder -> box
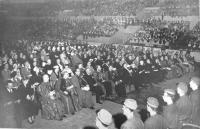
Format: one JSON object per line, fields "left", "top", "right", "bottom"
{"left": 121, "top": 120, "right": 133, "bottom": 129}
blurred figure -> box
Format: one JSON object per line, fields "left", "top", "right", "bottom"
{"left": 96, "top": 109, "right": 113, "bottom": 129}
{"left": 144, "top": 97, "right": 167, "bottom": 129}
{"left": 176, "top": 82, "right": 192, "bottom": 128}
{"left": 189, "top": 77, "right": 200, "bottom": 125}
{"left": 121, "top": 99, "right": 144, "bottom": 129}
{"left": 0, "top": 80, "right": 21, "bottom": 128}
{"left": 162, "top": 89, "right": 178, "bottom": 129}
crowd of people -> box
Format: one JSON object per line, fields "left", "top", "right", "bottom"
{"left": 96, "top": 76, "right": 200, "bottom": 129}
{"left": 127, "top": 19, "right": 198, "bottom": 50}
{"left": 83, "top": 19, "right": 118, "bottom": 39}
{"left": 0, "top": 38, "right": 198, "bottom": 128}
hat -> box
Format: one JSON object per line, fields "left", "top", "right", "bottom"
{"left": 177, "top": 82, "right": 188, "bottom": 93}
{"left": 164, "top": 89, "right": 175, "bottom": 95}
{"left": 97, "top": 109, "right": 112, "bottom": 126}
{"left": 124, "top": 99, "right": 138, "bottom": 110}
{"left": 147, "top": 97, "right": 159, "bottom": 108}
{"left": 191, "top": 77, "right": 200, "bottom": 86}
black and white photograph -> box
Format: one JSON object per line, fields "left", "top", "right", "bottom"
{"left": 0, "top": 0, "right": 200, "bottom": 129}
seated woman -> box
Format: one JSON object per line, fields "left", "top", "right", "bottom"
{"left": 37, "top": 74, "right": 65, "bottom": 120}
{"left": 60, "top": 71, "right": 80, "bottom": 115}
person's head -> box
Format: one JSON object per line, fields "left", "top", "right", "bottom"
{"left": 25, "top": 61, "right": 31, "bottom": 69}
{"left": 86, "top": 68, "right": 91, "bottom": 75}
{"left": 122, "top": 99, "right": 138, "bottom": 119}
{"left": 97, "top": 65, "right": 102, "bottom": 72}
{"left": 189, "top": 76, "right": 200, "bottom": 91}
{"left": 33, "top": 61, "right": 37, "bottom": 67}
{"left": 56, "top": 58, "right": 61, "bottom": 64}
{"left": 75, "top": 68, "right": 81, "bottom": 76}
{"left": 96, "top": 109, "right": 112, "bottom": 129}
{"left": 78, "top": 63, "right": 83, "bottom": 69}
{"left": 177, "top": 82, "right": 188, "bottom": 96}
{"left": 53, "top": 65, "right": 59, "bottom": 73}
{"left": 146, "top": 59, "right": 151, "bottom": 64}
{"left": 162, "top": 89, "right": 176, "bottom": 105}
{"left": 147, "top": 97, "right": 159, "bottom": 115}
{"left": 33, "top": 66, "right": 40, "bottom": 74}
{"left": 155, "top": 58, "right": 160, "bottom": 64}
{"left": 43, "top": 74, "right": 49, "bottom": 83}
{"left": 8, "top": 58, "right": 13, "bottom": 65}
{"left": 6, "top": 80, "right": 13, "bottom": 89}
{"left": 139, "top": 60, "right": 144, "bottom": 66}
{"left": 47, "top": 59, "right": 51, "bottom": 65}
{"left": 87, "top": 61, "right": 91, "bottom": 67}
{"left": 164, "top": 56, "right": 168, "bottom": 60}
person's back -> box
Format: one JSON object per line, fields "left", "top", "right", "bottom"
{"left": 121, "top": 99, "right": 144, "bottom": 129}
{"left": 189, "top": 77, "right": 200, "bottom": 125}
{"left": 176, "top": 92, "right": 192, "bottom": 121}
{"left": 144, "top": 114, "right": 167, "bottom": 129}
{"left": 121, "top": 113, "right": 144, "bottom": 129}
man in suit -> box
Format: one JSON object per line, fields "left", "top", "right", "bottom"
{"left": 176, "top": 82, "right": 192, "bottom": 127}
{"left": 121, "top": 99, "right": 144, "bottom": 129}
{"left": 189, "top": 77, "right": 200, "bottom": 125}
{"left": 0, "top": 80, "right": 21, "bottom": 128}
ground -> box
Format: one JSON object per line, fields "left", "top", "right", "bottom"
{"left": 22, "top": 69, "right": 200, "bottom": 129}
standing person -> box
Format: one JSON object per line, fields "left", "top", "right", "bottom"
{"left": 189, "top": 77, "right": 200, "bottom": 125}
{"left": 144, "top": 97, "right": 167, "bottom": 129}
{"left": 162, "top": 89, "right": 178, "bottom": 129}
{"left": 96, "top": 109, "right": 113, "bottom": 129}
{"left": 121, "top": 99, "right": 144, "bottom": 129}
{"left": 176, "top": 82, "right": 192, "bottom": 127}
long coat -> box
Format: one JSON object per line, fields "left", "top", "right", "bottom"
{"left": 190, "top": 90, "right": 200, "bottom": 124}
{"left": 121, "top": 112, "right": 144, "bottom": 129}
{"left": 162, "top": 104, "right": 178, "bottom": 129}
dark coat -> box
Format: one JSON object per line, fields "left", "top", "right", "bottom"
{"left": 190, "top": 89, "right": 200, "bottom": 124}
{"left": 144, "top": 114, "right": 167, "bottom": 129}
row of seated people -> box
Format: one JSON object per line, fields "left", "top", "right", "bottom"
{"left": 95, "top": 76, "right": 200, "bottom": 129}
{"left": 129, "top": 23, "right": 187, "bottom": 46}
{"left": 0, "top": 40, "right": 195, "bottom": 128}
{"left": 82, "top": 22, "right": 118, "bottom": 39}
